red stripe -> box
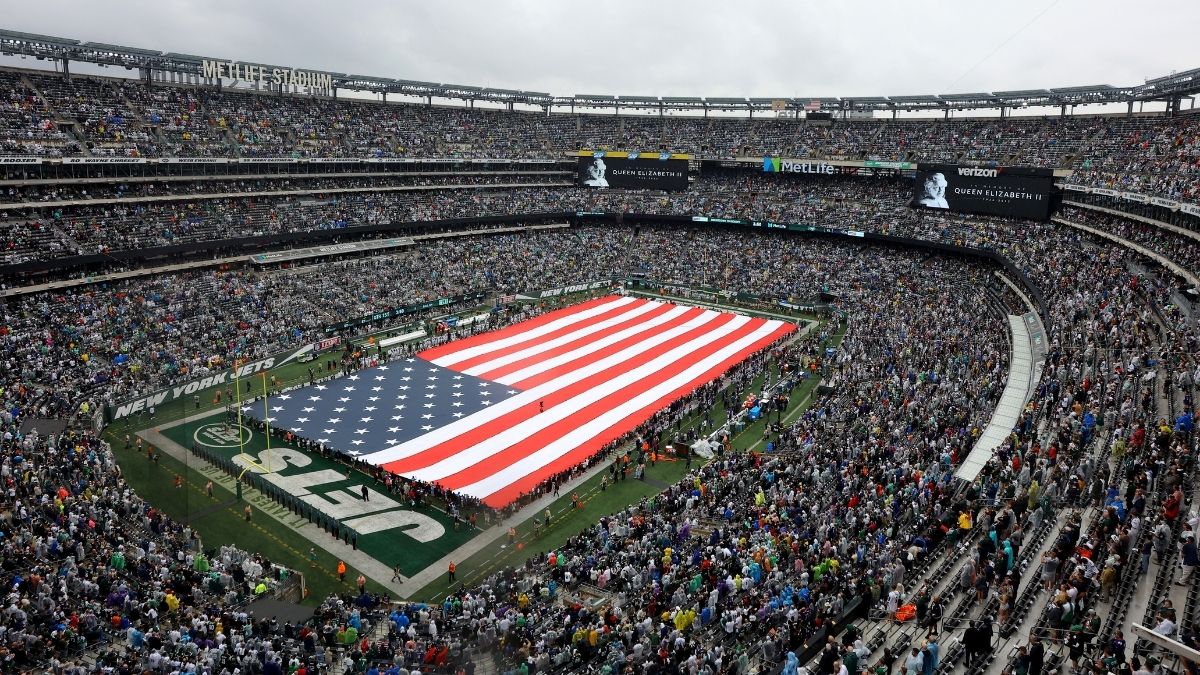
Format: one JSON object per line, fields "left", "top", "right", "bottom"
{"left": 417, "top": 294, "right": 622, "bottom": 361}
{"left": 470, "top": 301, "right": 685, "bottom": 382}
{"left": 445, "top": 298, "right": 655, "bottom": 375}
{"left": 477, "top": 322, "right": 795, "bottom": 507}
{"left": 379, "top": 309, "right": 734, "bottom": 476}
{"left": 435, "top": 317, "right": 776, "bottom": 491}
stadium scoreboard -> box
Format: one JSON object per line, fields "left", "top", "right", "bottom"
{"left": 577, "top": 152, "right": 689, "bottom": 191}
{"left": 911, "top": 164, "right": 1055, "bottom": 220}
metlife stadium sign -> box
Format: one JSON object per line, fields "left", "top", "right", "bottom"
{"left": 911, "top": 164, "right": 1054, "bottom": 220}
{"left": 762, "top": 157, "right": 836, "bottom": 175}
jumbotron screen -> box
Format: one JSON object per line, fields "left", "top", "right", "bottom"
{"left": 912, "top": 164, "right": 1054, "bottom": 220}
{"left": 577, "top": 155, "right": 689, "bottom": 191}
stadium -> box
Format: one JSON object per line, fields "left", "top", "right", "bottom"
{"left": 0, "top": 4, "right": 1198, "bottom": 674}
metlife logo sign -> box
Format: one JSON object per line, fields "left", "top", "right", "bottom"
{"left": 762, "top": 157, "right": 835, "bottom": 175}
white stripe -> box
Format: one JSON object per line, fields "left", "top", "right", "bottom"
{"left": 361, "top": 307, "right": 729, "bottom": 465}
{"left": 461, "top": 319, "right": 787, "bottom": 499}
{"left": 463, "top": 299, "right": 664, "bottom": 376}
{"left": 489, "top": 304, "right": 695, "bottom": 385}
{"left": 431, "top": 295, "right": 638, "bottom": 367}
{"left": 404, "top": 314, "right": 756, "bottom": 482}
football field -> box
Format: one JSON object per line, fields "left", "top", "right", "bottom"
{"left": 107, "top": 291, "right": 825, "bottom": 602}
{"left": 160, "top": 417, "right": 481, "bottom": 577}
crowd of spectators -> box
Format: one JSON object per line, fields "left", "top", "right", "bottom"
{"left": 0, "top": 69, "right": 1198, "bottom": 673}
{"left": 1, "top": 68, "right": 1198, "bottom": 202}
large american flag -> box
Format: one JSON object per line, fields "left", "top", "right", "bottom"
{"left": 250, "top": 296, "right": 795, "bottom": 507}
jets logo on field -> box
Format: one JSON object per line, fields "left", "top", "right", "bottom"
{"left": 194, "top": 423, "right": 254, "bottom": 449}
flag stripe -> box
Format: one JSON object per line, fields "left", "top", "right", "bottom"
{"left": 457, "top": 299, "right": 666, "bottom": 376}
{"left": 409, "top": 315, "right": 769, "bottom": 486}
{"left": 478, "top": 303, "right": 697, "bottom": 385}
{"left": 461, "top": 319, "right": 794, "bottom": 505}
{"left": 367, "top": 306, "right": 733, "bottom": 467}
{"left": 429, "top": 296, "right": 638, "bottom": 367}
{"left": 379, "top": 309, "right": 742, "bottom": 477}
{"left": 417, "top": 294, "right": 621, "bottom": 362}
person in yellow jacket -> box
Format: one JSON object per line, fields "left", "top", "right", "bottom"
{"left": 958, "top": 511, "right": 972, "bottom": 532}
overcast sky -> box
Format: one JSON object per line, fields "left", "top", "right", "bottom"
{"left": 5, "top": 0, "right": 1197, "bottom": 99}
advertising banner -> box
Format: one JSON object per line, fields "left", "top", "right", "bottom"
{"left": 159, "top": 157, "right": 230, "bottom": 164}
{"left": 108, "top": 346, "right": 312, "bottom": 421}
{"left": 63, "top": 157, "right": 148, "bottom": 164}
{"left": 912, "top": 165, "right": 1054, "bottom": 219}
{"left": 577, "top": 156, "right": 688, "bottom": 191}
{"left": 515, "top": 280, "right": 612, "bottom": 300}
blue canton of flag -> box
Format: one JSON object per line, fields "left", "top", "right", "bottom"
{"left": 244, "top": 358, "right": 521, "bottom": 456}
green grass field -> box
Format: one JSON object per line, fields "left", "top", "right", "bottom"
{"left": 160, "top": 416, "right": 482, "bottom": 574}
{"left": 104, "top": 292, "right": 840, "bottom": 605}
{"left": 110, "top": 436, "right": 395, "bottom": 603}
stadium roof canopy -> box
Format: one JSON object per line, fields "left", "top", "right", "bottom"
{"left": 0, "top": 28, "right": 1197, "bottom": 113}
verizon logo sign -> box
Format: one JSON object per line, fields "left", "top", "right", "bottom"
{"left": 958, "top": 168, "right": 999, "bottom": 177}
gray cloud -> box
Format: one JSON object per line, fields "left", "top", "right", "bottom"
{"left": 5, "top": 0, "right": 1195, "bottom": 98}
